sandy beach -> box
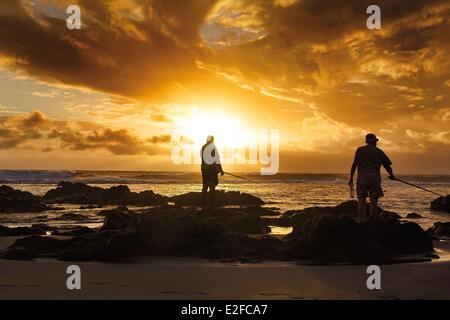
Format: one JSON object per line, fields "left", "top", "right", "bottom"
{"left": 1, "top": 237, "right": 450, "bottom": 300}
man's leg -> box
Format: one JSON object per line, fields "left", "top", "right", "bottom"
{"left": 369, "top": 196, "right": 379, "bottom": 219}
{"left": 358, "top": 197, "right": 367, "bottom": 222}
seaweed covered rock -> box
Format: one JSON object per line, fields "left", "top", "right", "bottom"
{"left": 279, "top": 200, "right": 400, "bottom": 227}
{"left": 0, "top": 185, "right": 52, "bottom": 213}
{"left": 426, "top": 222, "right": 450, "bottom": 240}
{"left": 43, "top": 181, "right": 168, "bottom": 206}
{"left": 0, "top": 206, "right": 272, "bottom": 262}
{"left": 0, "top": 203, "right": 434, "bottom": 264}
{"left": 406, "top": 213, "right": 423, "bottom": 219}
{"left": 430, "top": 195, "right": 450, "bottom": 213}
{"left": 169, "top": 190, "right": 264, "bottom": 206}
{"left": 0, "top": 224, "right": 52, "bottom": 236}
{"left": 51, "top": 226, "right": 95, "bottom": 236}
{"left": 285, "top": 214, "right": 433, "bottom": 263}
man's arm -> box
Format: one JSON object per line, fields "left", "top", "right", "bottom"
{"left": 381, "top": 150, "right": 395, "bottom": 180}
{"left": 348, "top": 150, "right": 358, "bottom": 185}
{"left": 383, "top": 164, "right": 395, "bottom": 180}
{"left": 349, "top": 162, "right": 357, "bottom": 185}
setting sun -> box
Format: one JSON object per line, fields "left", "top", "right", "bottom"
{"left": 174, "top": 110, "right": 249, "bottom": 150}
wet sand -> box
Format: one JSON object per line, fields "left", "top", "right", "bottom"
{"left": 1, "top": 237, "right": 450, "bottom": 300}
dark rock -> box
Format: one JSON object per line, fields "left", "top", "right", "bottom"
{"left": 101, "top": 209, "right": 134, "bottom": 231}
{"left": 426, "top": 222, "right": 450, "bottom": 239}
{"left": 31, "top": 224, "right": 55, "bottom": 233}
{"left": 239, "top": 206, "right": 279, "bottom": 216}
{"left": 0, "top": 202, "right": 434, "bottom": 265}
{"left": 0, "top": 185, "right": 52, "bottom": 213}
{"left": 281, "top": 200, "right": 401, "bottom": 227}
{"left": 43, "top": 181, "right": 103, "bottom": 204}
{"left": 285, "top": 214, "right": 432, "bottom": 263}
{"left": 0, "top": 224, "right": 53, "bottom": 236}
{"left": 80, "top": 204, "right": 104, "bottom": 209}
{"left": 51, "top": 226, "right": 95, "bottom": 236}
{"left": 170, "top": 190, "right": 264, "bottom": 206}
{"left": 100, "top": 230, "right": 136, "bottom": 261}
{"left": 35, "top": 215, "right": 48, "bottom": 222}
{"left": 43, "top": 181, "right": 167, "bottom": 206}
{"left": 53, "top": 213, "right": 91, "bottom": 221}
{"left": 430, "top": 195, "right": 450, "bottom": 213}
{"left": 406, "top": 212, "right": 424, "bottom": 219}
{"left": 0, "top": 225, "right": 35, "bottom": 236}
{"left": 97, "top": 206, "right": 130, "bottom": 216}
{"left": 0, "top": 236, "right": 69, "bottom": 260}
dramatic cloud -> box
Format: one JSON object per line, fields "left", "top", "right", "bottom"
{"left": 0, "top": 0, "right": 217, "bottom": 100}
{"left": 0, "top": 110, "right": 171, "bottom": 155}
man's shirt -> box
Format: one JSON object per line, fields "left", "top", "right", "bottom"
{"left": 353, "top": 144, "right": 392, "bottom": 180}
{"left": 201, "top": 142, "right": 222, "bottom": 172}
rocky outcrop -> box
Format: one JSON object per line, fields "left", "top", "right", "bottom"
{"left": 406, "top": 213, "right": 423, "bottom": 219}
{"left": 0, "top": 203, "right": 434, "bottom": 264}
{"left": 169, "top": 190, "right": 265, "bottom": 206}
{"left": 430, "top": 195, "right": 450, "bottom": 213}
{"left": 43, "top": 182, "right": 168, "bottom": 206}
{"left": 426, "top": 222, "right": 450, "bottom": 240}
{"left": 53, "top": 213, "right": 91, "bottom": 221}
{"left": 51, "top": 226, "right": 95, "bottom": 236}
{"left": 278, "top": 200, "right": 401, "bottom": 226}
{"left": 285, "top": 214, "right": 432, "bottom": 263}
{"left": 0, "top": 185, "right": 52, "bottom": 213}
{"left": 0, "top": 224, "right": 54, "bottom": 236}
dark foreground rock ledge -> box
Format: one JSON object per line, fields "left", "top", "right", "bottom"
{"left": 0, "top": 203, "right": 434, "bottom": 264}
{"left": 0, "top": 185, "right": 53, "bottom": 213}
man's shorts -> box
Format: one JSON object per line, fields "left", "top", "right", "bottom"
{"left": 357, "top": 176, "right": 384, "bottom": 199}
{"left": 202, "top": 169, "right": 218, "bottom": 188}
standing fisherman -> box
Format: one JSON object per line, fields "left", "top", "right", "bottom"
{"left": 201, "top": 135, "right": 224, "bottom": 207}
{"left": 348, "top": 133, "right": 396, "bottom": 221}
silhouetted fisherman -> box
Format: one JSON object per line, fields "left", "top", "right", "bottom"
{"left": 201, "top": 135, "right": 224, "bottom": 208}
{"left": 348, "top": 133, "right": 396, "bottom": 221}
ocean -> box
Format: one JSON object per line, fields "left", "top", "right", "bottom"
{"left": 1, "top": 170, "right": 449, "bottom": 230}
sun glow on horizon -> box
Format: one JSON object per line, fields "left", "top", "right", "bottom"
{"left": 174, "top": 110, "right": 252, "bottom": 150}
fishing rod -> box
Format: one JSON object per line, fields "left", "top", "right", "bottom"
{"left": 393, "top": 178, "right": 444, "bottom": 197}
{"left": 224, "top": 172, "right": 256, "bottom": 183}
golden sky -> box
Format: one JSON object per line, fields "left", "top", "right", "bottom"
{"left": 0, "top": 0, "right": 449, "bottom": 173}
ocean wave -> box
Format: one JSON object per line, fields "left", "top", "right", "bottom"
{"left": 1, "top": 170, "right": 449, "bottom": 185}
{"left": 0, "top": 170, "right": 76, "bottom": 183}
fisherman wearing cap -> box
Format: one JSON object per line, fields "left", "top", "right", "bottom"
{"left": 201, "top": 135, "right": 224, "bottom": 208}
{"left": 348, "top": 133, "right": 396, "bottom": 221}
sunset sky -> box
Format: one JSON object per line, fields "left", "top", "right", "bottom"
{"left": 0, "top": 0, "right": 449, "bottom": 173}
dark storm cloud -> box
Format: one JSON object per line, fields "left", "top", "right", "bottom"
{"left": 0, "top": 0, "right": 217, "bottom": 100}
{"left": 1, "top": 0, "right": 448, "bottom": 104}
{"left": 206, "top": 0, "right": 449, "bottom": 129}
{"left": 0, "top": 111, "right": 171, "bottom": 155}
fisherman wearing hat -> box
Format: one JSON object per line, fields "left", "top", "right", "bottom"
{"left": 201, "top": 135, "right": 224, "bottom": 208}
{"left": 348, "top": 133, "right": 396, "bottom": 221}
